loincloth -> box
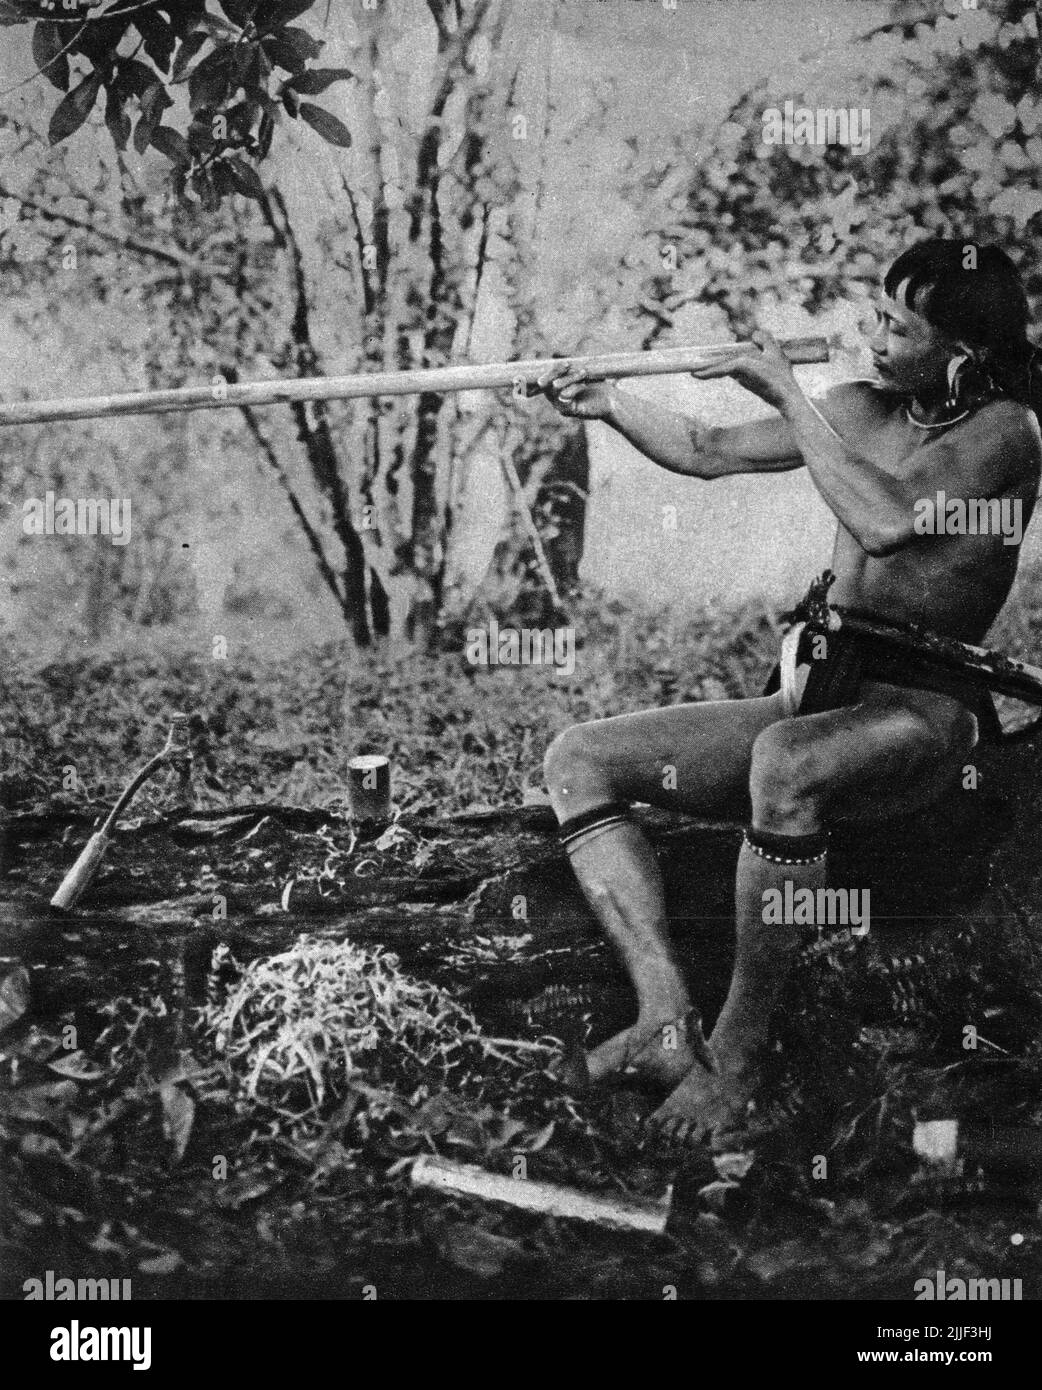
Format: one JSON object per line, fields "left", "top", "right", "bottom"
{"left": 763, "top": 625, "right": 1002, "bottom": 739}
{"left": 763, "top": 575, "right": 1003, "bottom": 740}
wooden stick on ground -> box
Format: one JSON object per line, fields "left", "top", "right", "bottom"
{"left": 0, "top": 337, "right": 829, "bottom": 428}
{"left": 411, "top": 1153, "right": 673, "bottom": 1234}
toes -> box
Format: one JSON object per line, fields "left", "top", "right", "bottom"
{"left": 643, "top": 1113, "right": 704, "bottom": 1152}
{"left": 671, "top": 1118, "right": 702, "bottom": 1149}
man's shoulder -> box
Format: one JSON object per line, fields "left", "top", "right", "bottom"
{"left": 815, "top": 377, "right": 894, "bottom": 426}
{"left": 965, "top": 397, "right": 1042, "bottom": 479}
{"left": 971, "top": 395, "right": 1041, "bottom": 446}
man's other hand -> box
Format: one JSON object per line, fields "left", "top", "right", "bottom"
{"left": 532, "top": 363, "right": 616, "bottom": 420}
{"left": 688, "top": 329, "right": 799, "bottom": 413}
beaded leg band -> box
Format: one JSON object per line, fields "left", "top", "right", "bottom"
{"left": 558, "top": 800, "right": 633, "bottom": 853}
{"left": 743, "top": 826, "right": 828, "bottom": 866}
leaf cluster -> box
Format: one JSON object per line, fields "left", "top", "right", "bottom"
{"left": 16, "top": 2, "right": 352, "bottom": 207}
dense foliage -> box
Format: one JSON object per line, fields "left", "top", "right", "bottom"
{"left": 650, "top": 1, "right": 1042, "bottom": 344}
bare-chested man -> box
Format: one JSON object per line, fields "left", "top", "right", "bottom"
{"left": 536, "top": 240, "right": 1042, "bottom": 1144}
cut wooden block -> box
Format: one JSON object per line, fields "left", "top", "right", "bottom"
{"left": 348, "top": 755, "right": 392, "bottom": 825}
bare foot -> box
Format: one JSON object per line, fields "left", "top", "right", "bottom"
{"left": 585, "top": 1012, "right": 707, "bottom": 1090}
{"left": 646, "top": 1056, "right": 757, "bottom": 1148}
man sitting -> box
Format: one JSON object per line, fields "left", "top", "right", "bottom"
{"left": 536, "top": 240, "right": 1042, "bottom": 1143}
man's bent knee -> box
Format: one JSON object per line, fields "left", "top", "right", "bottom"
{"left": 544, "top": 723, "right": 617, "bottom": 815}
{"left": 748, "top": 722, "right": 826, "bottom": 834}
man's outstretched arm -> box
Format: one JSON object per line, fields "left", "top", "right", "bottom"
{"left": 604, "top": 385, "right": 803, "bottom": 478}
{"left": 535, "top": 360, "right": 804, "bottom": 478}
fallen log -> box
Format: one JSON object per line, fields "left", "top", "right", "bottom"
{"left": 2, "top": 723, "right": 1040, "bottom": 1050}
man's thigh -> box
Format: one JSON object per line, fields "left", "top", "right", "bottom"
{"left": 789, "top": 684, "right": 980, "bottom": 826}
{"left": 580, "top": 692, "right": 787, "bottom": 817}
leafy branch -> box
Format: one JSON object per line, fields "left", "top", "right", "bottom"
{"left": 10, "top": 1, "right": 352, "bottom": 208}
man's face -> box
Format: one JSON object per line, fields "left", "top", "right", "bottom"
{"left": 867, "top": 285, "right": 954, "bottom": 397}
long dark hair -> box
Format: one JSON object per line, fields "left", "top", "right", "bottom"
{"left": 883, "top": 239, "right": 1042, "bottom": 422}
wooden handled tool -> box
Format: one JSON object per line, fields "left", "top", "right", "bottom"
{"left": 50, "top": 714, "right": 192, "bottom": 910}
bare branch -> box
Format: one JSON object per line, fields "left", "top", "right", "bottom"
{"left": 259, "top": 184, "right": 372, "bottom": 645}
{"left": 234, "top": 390, "right": 350, "bottom": 618}
{"left": 338, "top": 172, "right": 376, "bottom": 320}
{"left": 0, "top": 182, "right": 202, "bottom": 271}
